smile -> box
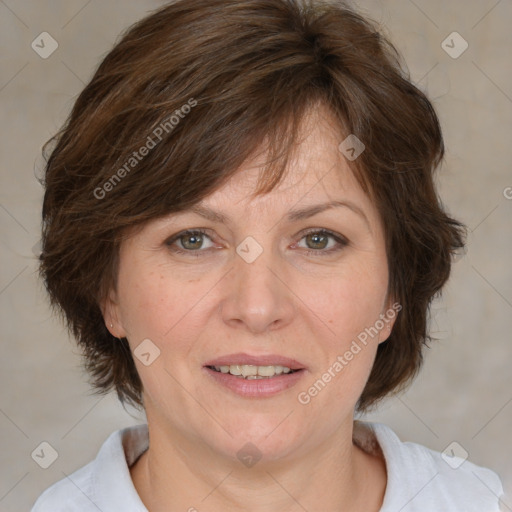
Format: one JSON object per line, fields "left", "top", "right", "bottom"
{"left": 208, "top": 364, "right": 298, "bottom": 379}
{"left": 204, "top": 366, "right": 305, "bottom": 398}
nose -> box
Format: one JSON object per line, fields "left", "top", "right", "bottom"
{"left": 221, "top": 241, "right": 295, "bottom": 334}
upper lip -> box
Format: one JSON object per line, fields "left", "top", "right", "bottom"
{"left": 204, "top": 353, "right": 306, "bottom": 370}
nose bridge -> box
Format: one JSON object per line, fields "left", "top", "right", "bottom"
{"left": 221, "top": 234, "right": 294, "bottom": 333}
{"left": 236, "top": 235, "right": 278, "bottom": 292}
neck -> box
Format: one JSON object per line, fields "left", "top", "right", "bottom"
{"left": 130, "top": 417, "right": 386, "bottom": 512}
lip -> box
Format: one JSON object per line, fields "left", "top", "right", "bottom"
{"left": 203, "top": 353, "right": 306, "bottom": 371}
{"left": 203, "top": 366, "right": 306, "bottom": 398}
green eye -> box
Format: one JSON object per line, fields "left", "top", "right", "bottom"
{"left": 165, "top": 228, "right": 348, "bottom": 257}
{"left": 297, "top": 229, "right": 348, "bottom": 255}
{"left": 166, "top": 229, "right": 213, "bottom": 255}
{"left": 305, "top": 232, "right": 330, "bottom": 250}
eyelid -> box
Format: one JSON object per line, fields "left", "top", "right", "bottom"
{"left": 298, "top": 227, "right": 348, "bottom": 244}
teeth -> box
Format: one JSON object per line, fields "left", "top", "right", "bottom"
{"left": 211, "top": 364, "right": 295, "bottom": 378}
{"left": 255, "top": 365, "right": 275, "bottom": 377}
{"left": 241, "top": 365, "right": 258, "bottom": 377}
{"left": 229, "top": 365, "right": 242, "bottom": 376}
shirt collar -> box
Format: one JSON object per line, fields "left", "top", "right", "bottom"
{"left": 93, "top": 423, "right": 149, "bottom": 511}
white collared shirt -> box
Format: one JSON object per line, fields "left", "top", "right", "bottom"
{"left": 31, "top": 421, "right": 504, "bottom": 511}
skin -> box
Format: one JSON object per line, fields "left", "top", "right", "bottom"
{"left": 103, "top": 103, "right": 396, "bottom": 512}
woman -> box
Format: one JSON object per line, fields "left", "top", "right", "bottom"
{"left": 32, "top": 0, "right": 504, "bottom": 510}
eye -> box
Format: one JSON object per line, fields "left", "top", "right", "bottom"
{"left": 165, "top": 229, "right": 215, "bottom": 256}
{"left": 295, "top": 229, "right": 348, "bottom": 256}
{"left": 165, "top": 228, "right": 348, "bottom": 258}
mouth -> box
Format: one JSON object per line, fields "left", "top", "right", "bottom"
{"left": 206, "top": 364, "right": 301, "bottom": 379}
{"left": 203, "top": 353, "right": 306, "bottom": 398}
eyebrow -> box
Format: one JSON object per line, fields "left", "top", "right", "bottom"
{"left": 188, "top": 200, "right": 370, "bottom": 229}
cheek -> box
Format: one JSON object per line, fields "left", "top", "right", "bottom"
{"left": 296, "top": 254, "right": 389, "bottom": 402}
{"left": 301, "top": 257, "right": 389, "bottom": 339}
{"left": 117, "top": 262, "right": 216, "bottom": 366}
{"left": 297, "top": 275, "right": 384, "bottom": 414}
{"left": 117, "top": 265, "right": 180, "bottom": 341}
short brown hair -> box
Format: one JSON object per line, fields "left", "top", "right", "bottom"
{"left": 39, "top": 0, "right": 465, "bottom": 412}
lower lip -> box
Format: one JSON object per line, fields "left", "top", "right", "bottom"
{"left": 203, "top": 367, "right": 306, "bottom": 398}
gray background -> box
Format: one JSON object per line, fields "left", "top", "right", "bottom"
{"left": 1, "top": 0, "right": 511, "bottom": 510}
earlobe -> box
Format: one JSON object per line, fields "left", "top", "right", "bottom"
{"left": 378, "top": 322, "right": 393, "bottom": 344}
{"left": 378, "top": 295, "right": 399, "bottom": 344}
{"left": 100, "top": 288, "right": 125, "bottom": 339}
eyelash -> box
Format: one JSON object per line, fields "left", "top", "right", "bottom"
{"left": 165, "top": 228, "right": 348, "bottom": 258}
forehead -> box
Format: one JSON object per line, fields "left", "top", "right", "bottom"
{"left": 200, "top": 104, "right": 369, "bottom": 215}
{"left": 122, "top": 103, "right": 383, "bottom": 241}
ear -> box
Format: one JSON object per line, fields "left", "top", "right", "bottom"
{"left": 99, "top": 287, "right": 127, "bottom": 339}
{"left": 378, "top": 295, "right": 400, "bottom": 344}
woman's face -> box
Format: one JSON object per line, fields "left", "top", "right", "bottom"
{"left": 106, "top": 105, "right": 395, "bottom": 463}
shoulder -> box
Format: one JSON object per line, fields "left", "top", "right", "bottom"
{"left": 356, "top": 421, "right": 504, "bottom": 512}
{"left": 30, "top": 458, "right": 98, "bottom": 511}
{"left": 31, "top": 425, "right": 148, "bottom": 511}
